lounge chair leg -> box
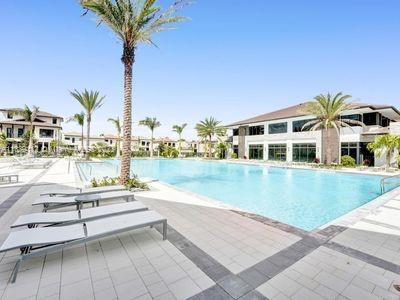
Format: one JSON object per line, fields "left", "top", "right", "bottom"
{"left": 162, "top": 221, "right": 167, "bottom": 240}
{"left": 10, "top": 258, "right": 22, "bottom": 283}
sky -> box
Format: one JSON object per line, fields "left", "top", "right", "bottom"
{"left": 1, "top": 0, "right": 400, "bottom": 140}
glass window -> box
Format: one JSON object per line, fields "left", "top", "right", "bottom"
{"left": 249, "top": 144, "right": 263, "bottom": 159}
{"left": 17, "top": 128, "right": 24, "bottom": 137}
{"left": 268, "top": 122, "right": 287, "bottom": 134}
{"left": 268, "top": 144, "right": 287, "bottom": 161}
{"left": 39, "top": 129, "right": 54, "bottom": 138}
{"left": 293, "top": 119, "right": 315, "bottom": 132}
{"left": 7, "top": 112, "right": 12, "bottom": 119}
{"left": 292, "top": 143, "right": 316, "bottom": 162}
{"left": 6, "top": 128, "right": 12, "bottom": 138}
{"left": 232, "top": 128, "right": 239, "bottom": 136}
{"left": 52, "top": 118, "right": 57, "bottom": 125}
{"left": 72, "top": 137, "right": 75, "bottom": 143}
{"left": 65, "top": 137, "right": 70, "bottom": 140}
{"left": 248, "top": 125, "right": 264, "bottom": 136}
{"left": 341, "top": 142, "right": 358, "bottom": 162}
{"left": 233, "top": 145, "right": 239, "bottom": 156}
{"left": 363, "top": 113, "right": 378, "bottom": 126}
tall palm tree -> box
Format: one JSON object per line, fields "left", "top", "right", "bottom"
{"left": 108, "top": 117, "right": 122, "bottom": 158}
{"left": 367, "top": 134, "right": 400, "bottom": 171}
{"left": 70, "top": 89, "right": 105, "bottom": 160}
{"left": 300, "top": 92, "right": 363, "bottom": 164}
{"left": 67, "top": 112, "right": 85, "bottom": 154}
{"left": 12, "top": 105, "right": 39, "bottom": 157}
{"left": 195, "top": 117, "right": 226, "bottom": 158}
{"left": 139, "top": 117, "right": 161, "bottom": 157}
{"left": 172, "top": 123, "right": 187, "bottom": 156}
{"left": 81, "top": 0, "right": 186, "bottom": 184}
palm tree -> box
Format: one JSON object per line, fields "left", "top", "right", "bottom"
{"left": 172, "top": 123, "right": 187, "bottom": 156}
{"left": 367, "top": 134, "right": 400, "bottom": 171}
{"left": 12, "top": 105, "right": 40, "bottom": 157}
{"left": 70, "top": 89, "right": 105, "bottom": 160}
{"left": 67, "top": 112, "right": 85, "bottom": 154}
{"left": 139, "top": 117, "right": 161, "bottom": 157}
{"left": 0, "top": 132, "right": 7, "bottom": 155}
{"left": 195, "top": 117, "right": 226, "bottom": 158}
{"left": 300, "top": 92, "right": 363, "bottom": 164}
{"left": 81, "top": 0, "right": 186, "bottom": 184}
{"left": 108, "top": 117, "right": 122, "bottom": 158}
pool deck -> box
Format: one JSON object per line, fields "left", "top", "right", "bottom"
{"left": 0, "top": 159, "right": 400, "bottom": 299}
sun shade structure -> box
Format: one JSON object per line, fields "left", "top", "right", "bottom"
{"left": 12, "top": 201, "right": 148, "bottom": 228}
{"left": 0, "top": 210, "right": 167, "bottom": 283}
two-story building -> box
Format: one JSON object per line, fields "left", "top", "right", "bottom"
{"left": 0, "top": 108, "right": 63, "bottom": 153}
{"left": 227, "top": 103, "right": 400, "bottom": 166}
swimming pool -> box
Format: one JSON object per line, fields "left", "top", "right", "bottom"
{"left": 77, "top": 159, "right": 394, "bottom": 231}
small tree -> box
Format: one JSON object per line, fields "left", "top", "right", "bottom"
{"left": 12, "top": 105, "right": 39, "bottom": 157}
{"left": 139, "top": 117, "right": 161, "bottom": 157}
{"left": 195, "top": 117, "right": 226, "bottom": 158}
{"left": 70, "top": 89, "right": 105, "bottom": 160}
{"left": 108, "top": 117, "right": 122, "bottom": 158}
{"left": 67, "top": 112, "right": 85, "bottom": 154}
{"left": 0, "top": 132, "right": 7, "bottom": 156}
{"left": 172, "top": 123, "right": 187, "bottom": 156}
{"left": 367, "top": 134, "right": 400, "bottom": 171}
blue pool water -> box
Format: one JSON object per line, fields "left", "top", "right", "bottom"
{"left": 77, "top": 159, "right": 392, "bottom": 231}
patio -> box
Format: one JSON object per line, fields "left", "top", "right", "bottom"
{"left": 0, "top": 159, "right": 399, "bottom": 299}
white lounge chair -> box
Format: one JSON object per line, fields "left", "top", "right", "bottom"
{"left": 12, "top": 201, "right": 148, "bottom": 228}
{"left": 40, "top": 185, "right": 127, "bottom": 197}
{"left": 33, "top": 190, "right": 136, "bottom": 211}
{"left": 12, "top": 157, "right": 51, "bottom": 169}
{"left": 0, "top": 210, "right": 167, "bottom": 283}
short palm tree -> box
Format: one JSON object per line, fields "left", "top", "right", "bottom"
{"left": 139, "top": 117, "right": 161, "bottom": 157}
{"left": 81, "top": 0, "right": 186, "bottom": 184}
{"left": 0, "top": 132, "right": 7, "bottom": 155}
{"left": 12, "top": 105, "right": 40, "bottom": 157}
{"left": 367, "top": 134, "right": 400, "bottom": 171}
{"left": 195, "top": 117, "right": 226, "bottom": 158}
{"left": 67, "top": 112, "right": 85, "bottom": 154}
{"left": 70, "top": 89, "right": 105, "bottom": 160}
{"left": 172, "top": 123, "right": 187, "bottom": 156}
{"left": 108, "top": 117, "right": 122, "bottom": 158}
{"left": 300, "top": 92, "right": 363, "bottom": 164}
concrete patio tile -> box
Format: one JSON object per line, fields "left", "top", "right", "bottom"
{"left": 110, "top": 266, "right": 140, "bottom": 286}
{"left": 372, "top": 285, "right": 400, "bottom": 300}
{"left": 256, "top": 282, "right": 280, "bottom": 299}
{"left": 1, "top": 281, "right": 39, "bottom": 300}
{"left": 147, "top": 280, "right": 169, "bottom": 298}
{"left": 114, "top": 279, "right": 148, "bottom": 300}
{"left": 313, "top": 284, "right": 339, "bottom": 300}
{"left": 193, "top": 275, "right": 214, "bottom": 290}
{"left": 92, "top": 276, "right": 114, "bottom": 293}
{"left": 153, "top": 291, "right": 176, "bottom": 300}
{"left": 94, "top": 288, "right": 118, "bottom": 300}
{"left": 218, "top": 274, "right": 253, "bottom": 299}
{"left": 168, "top": 276, "right": 202, "bottom": 299}
{"left": 158, "top": 265, "right": 187, "bottom": 285}
{"left": 238, "top": 268, "right": 269, "bottom": 288}
{"left": 291, "top": 287, "right": 325, "bottom": 300}
{"left": 341, "top": 284, "right": 380, "bottom": 300}
{"left": 267, "top": 273, "right": 302, "bottom": 297}
{"left": 36, "top": 282, "right": 59, "bottom": 299}
{"left": 141, "top": 271, "right": 163, "bottom": 286}
{"left": 60, "top": 279, "right": 93, "bottom": 300}
{"left": 133, "top": 293, "right": 153, "bottom": 300}
{"left": 314, "top": 271, "right": 348, "bottom": 293}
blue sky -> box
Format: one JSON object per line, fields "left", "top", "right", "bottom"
{"left": 1, "top": 0, "right": 400, "bottom": 139}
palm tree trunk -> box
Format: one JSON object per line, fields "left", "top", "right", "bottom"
{"left": 28, "top": 125, "right": 34, "bottom": 157}
{"left": 81, "top": 125, "right": 84, "bottom": 156}
{"left": 178, "top": 134, "right": 181, "bottom": 156}
{"left": 120, "top": 50, "right": 133, "bottom": 185}
{"left": 116, "top": 132, "right": 121, "bottom": 158}
{"left": 86, "top": 116, "right": 91, "bottom": 160}
{"left": 386, "top": 151, "right": 391, "bottom": 171}
{"left": 325, "top": 128, "right": 332, "bottom": 164}
{"left": 150, "top": 130, "right": 154, "bottom": 158}
{"left": 208, "top": 135, "right": 212, "bottom": 158}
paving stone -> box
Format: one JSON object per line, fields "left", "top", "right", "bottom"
{"left": 218, "top": 274, "right": 253, "bottom": 299}
{"left": 147, "top": 281, "right": 169, "bottom": 298}
{"left": 238, "top": 268, "right": 269, "bottom": 288}
{"left": 188, "top": 285, "right": 233, "bottom": 300}
{"left": 291, "top": 287, "right": 325, "bottom": 300}
{"left": 238, "top": 290, "right": 268, "bottom": 300}
{"left": 341, "top": 284, "right": 380, "bottom": 300}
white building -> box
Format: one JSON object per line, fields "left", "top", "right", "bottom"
{"left": 0, "top": 108, "right": 63, "bottom": 153}
{"left": 227, "top": 102, "right": 400, "bottom": 166}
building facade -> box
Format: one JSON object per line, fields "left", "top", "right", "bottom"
{"left": 0, "top": 108, "right": 63, "bottom": 153}
{"left": 228, "top": 103, "right": 400, "bottom": 166}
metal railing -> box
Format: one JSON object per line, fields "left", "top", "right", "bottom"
{"left": 380, "top": 173, "right": 400, "bottom": 194}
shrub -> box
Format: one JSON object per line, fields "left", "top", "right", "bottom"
{"left": 163, "top": 146, "right": 178, "bottom": 158}
{"left": 231, "top": 153, "right": 238, "bottom": 159}
{"left": 341, "top": 155, "right": 356, "bottom": 167}
{"left": 91, "top": 175, "right": 149, "bottom": 190}
{"left": 314, "top": 157, "right": 320, "bottom": 164}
